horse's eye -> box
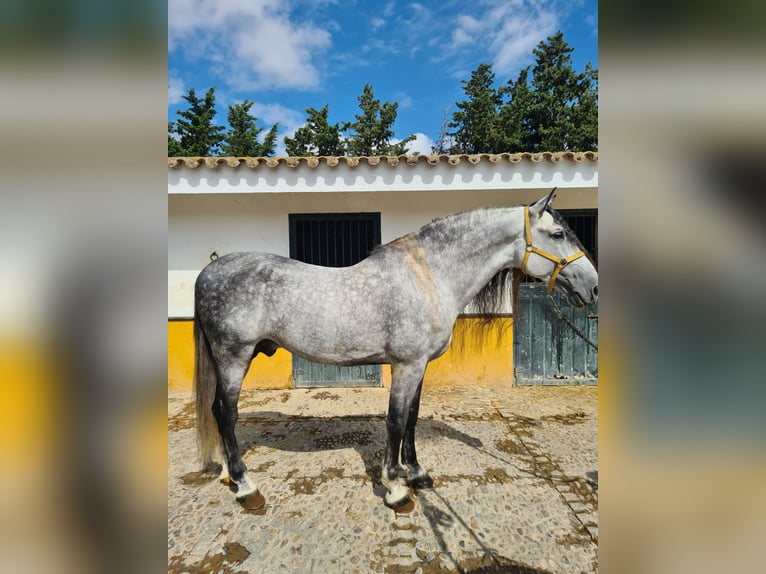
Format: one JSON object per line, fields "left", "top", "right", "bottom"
{"left": 551, "top": 229, "right": 565, "bottom": 239}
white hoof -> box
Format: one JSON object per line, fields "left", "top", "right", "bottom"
{"left": 383, "top": 480, "right": 411, "bottom": 508}
{"left": 234, "top": 472, "right": 258, "bottom": 498}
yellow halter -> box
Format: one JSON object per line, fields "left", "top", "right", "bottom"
{"left": 521, "top": 206, "right": 586, "bottom": 293}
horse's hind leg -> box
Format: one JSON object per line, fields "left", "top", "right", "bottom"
{"left": 401, "top": 376, "right": 433, "bottom": 489}
{"left": 211, "top": 346, "right": 260, "bottom": 503}
{"left": 382, "top": 360, "right": 427, "bottom": 508}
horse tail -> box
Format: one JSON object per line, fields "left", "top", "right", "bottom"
{"left": 193, "top": 313, "right": 221, "bottom": 467}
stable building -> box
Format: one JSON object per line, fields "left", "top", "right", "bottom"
{"left": 168, "top": 152, "right": 598, "bottom": 390}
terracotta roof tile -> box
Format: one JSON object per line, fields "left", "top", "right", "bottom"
{"left": 167, "top": 151, "right": 597, "bottom": 169}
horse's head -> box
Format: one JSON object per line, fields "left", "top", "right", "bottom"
{"left": 522, "top": 189, "right": 598, "bottom": 308}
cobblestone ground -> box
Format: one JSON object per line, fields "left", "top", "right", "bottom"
{"left": 168, "top": 385, "right": 598, "bottom": 573}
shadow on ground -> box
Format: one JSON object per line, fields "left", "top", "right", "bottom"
{"left": 232, "top": 412, "right": 482, "bottom": 496}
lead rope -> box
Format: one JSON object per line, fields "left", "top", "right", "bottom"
{"left": 545, "top": 292, "right": 599, "bottom": 351}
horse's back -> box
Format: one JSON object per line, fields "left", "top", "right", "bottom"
{"left": 194, "top": 251, "right": 378, "bottom": 337}
{"left": 194, "top": 252, "right": 297, "bottom": 333}
{"left": 196, "top": 251, "right": 287, "bottom": 297}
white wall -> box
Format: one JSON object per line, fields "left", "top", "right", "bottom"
{"left": 168, "top": 187, "right": 597, "bottom": 317}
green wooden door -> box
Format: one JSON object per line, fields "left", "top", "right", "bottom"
{"left": 513, "top": 283, "right": 598, "bottom": 385}
{"left": 288, "top": 213, "right": 382, "bottom": 388}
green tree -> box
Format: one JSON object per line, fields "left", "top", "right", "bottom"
{"left": 445, "top": 31, "right": 597, "bottom": 154}
{"left": 566, "top": 64, "right": 598, "bottom": 152}
{"left": 527, "top": 31, "right": 597, "bottom": 151}
{"left": 173, "top": 87, "right": 225, "bottom": 156}
{"left": 167, "top": 121, "right": 185, "bottom": 156}
{"left": 447, "top": 63, "right": 504, "bottom": 154}
{"left": 343, "top": 84, "right": 415, "bottom": 156}
{"left": 284, "top": 105, "right": 345, "bottom": 156}
{"left": 498, "top": 67, "right": 535, "bottom": 152}
{"left": 221, "top": 99, "right": 279, "bottom": 156}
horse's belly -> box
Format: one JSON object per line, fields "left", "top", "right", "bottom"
{"left": 272, "top": 326, "right": 388, "bottom": 366}
{"left": 289, "top": 343, "right": 387, "bottom": 366}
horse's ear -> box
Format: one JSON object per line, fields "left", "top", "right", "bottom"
{"left": 529, "top": 188, "right": 557, "bottom": 218}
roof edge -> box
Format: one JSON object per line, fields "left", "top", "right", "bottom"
{"left": 168, "top": 151, "right": 598, "bottom": 169}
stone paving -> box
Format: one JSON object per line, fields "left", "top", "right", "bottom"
{"left": 168, "top": 384, "right": 598, "bottom": 573}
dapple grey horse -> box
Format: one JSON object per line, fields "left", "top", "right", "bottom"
{"left": 193, "top": 190, "right": 598, "bottom": 509}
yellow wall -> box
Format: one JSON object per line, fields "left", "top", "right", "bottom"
{"left": 168, "top": 321, "right": 294, "bottom": 390}
{"left": 422, "top": 317, "right": 514, "bottom": 387}
{"left": 167, "top": 317, "right": 514, "bottom": 391}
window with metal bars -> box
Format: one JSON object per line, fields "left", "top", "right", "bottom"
{"left": 288, "top": 213, "right": 382, "bottom": 267}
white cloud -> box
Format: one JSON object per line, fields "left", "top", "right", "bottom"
{"left": 491, "top": 12, "right": 558, "bottom": 75}
{"left": 370, "top": 17, "right": 386, "bottom": 30}
{"left": 168, "top": 0, "right": 332, "bottom": 91}
{"left": 454, "top": 14, "right": 482, "bottom": 41}
{"left": 250, "top": 102, "right": 307, "bottom": 156}
{"left": 253, "top": 102, "right": 305, "bottom": 133}
{"left": 585, "top": 13, "right": 598, "bottom": 36}
{"left": 400, "top": 132, "right": 436, "bottom": 155}
{"left": 396, "top": 92, "right": 414, "bottom": 109}
{"left": 362, "top": 38, "right": 399, "bottom": 56}
{"left": 168, "top": 76, "right": 185, "bottom": 105}
{"left": 451, "top": 28, "right": 473, "bottom": 48}
{"left": 433, "top": 0, "right": 561, "bottom": 77}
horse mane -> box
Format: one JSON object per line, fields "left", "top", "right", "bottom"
{"left": 368, "top": 207, "right": 497, "bottom": 257}
{"left": 450, "top": 267, "right": 523, "bottom": 358}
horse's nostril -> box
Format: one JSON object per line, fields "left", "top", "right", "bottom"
{"left": 593, "top": 285, "right": 598, "bottom": 296}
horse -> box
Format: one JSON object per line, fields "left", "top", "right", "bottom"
{"left": 192, "top": 189, "right": 598, "bottom": 509}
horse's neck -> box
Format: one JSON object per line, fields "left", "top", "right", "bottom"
{"left": 418, "top": 207, "right": 525, "bottom": 311}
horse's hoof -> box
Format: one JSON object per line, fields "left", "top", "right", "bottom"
{"left": 385, "top": 494, "right": 413, "bottom": 511}
{"left": 408, "top": 474, "right": 434, "bottom": 489}
{"left": 237, "top": 490, "right": 266, "bottom": 511}
{"left": 391, "top": 498, "right": 416, "bottom": 514}
{"left": 384, "top": 490, "right": 412, "bottom": 510}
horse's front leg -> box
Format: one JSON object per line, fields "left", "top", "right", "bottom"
{"left": 382, "top": 360, "right": 427, "bottom": 508}
{"left": 401, "top": 376, "right": 434, "bottom": 489}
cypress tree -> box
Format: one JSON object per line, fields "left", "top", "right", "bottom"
{"left": 221, "top": 99, "right": 279, "bottom": 157}
{"left": 173, "top": 87, "right": 225, "bottom": 156}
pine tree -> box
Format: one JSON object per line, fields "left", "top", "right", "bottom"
{"left": 167, "top": 121, "right": 185, "bottom": 156}
{"left": 284, "top": 105, "right": 345, "bottom": 156}
{"left": 173, "top": 87, "right": 225, "bottom": 156}
{"left": 527, "top": 31, "right": 597, "bottom": 151}
{"left": 221, "top": 100, "right": 279, "bottom": 157}
{"left": 567, "top": 64, "right": 598, "bottom": 152}
{"left": 445, "top": 32, "right": 598, "bottom": 154}
{"left": 259, "top": 123, "right": 280, "bottom": 157}
{"left": 343, "top": 84, "right": 415, "bottom": 156}
{"left": 498, "top": 67, "right": 534, "bottom": 152}
{"left": 447, "top": 63, "right": 503, "bottom": 154}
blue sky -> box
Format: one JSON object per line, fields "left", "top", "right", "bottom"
{"left": 168, "top": 0, "right": 597, "bottom": 155}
